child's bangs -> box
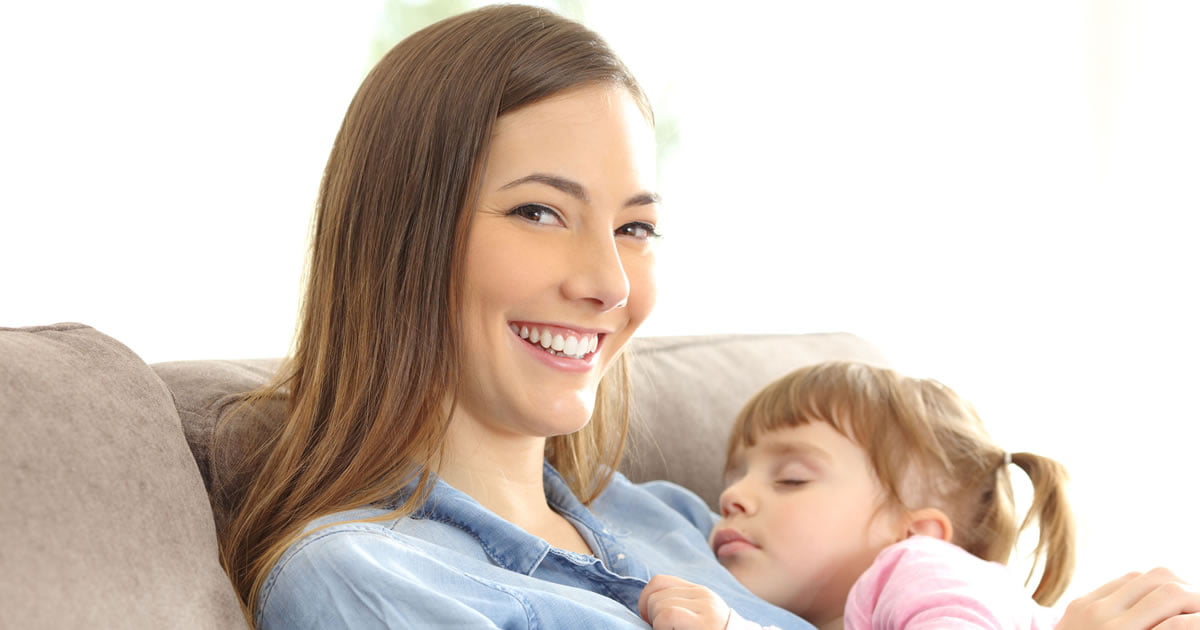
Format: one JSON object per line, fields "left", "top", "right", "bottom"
{"left": 726, "top": 363, "right": 878, "bottom": 464}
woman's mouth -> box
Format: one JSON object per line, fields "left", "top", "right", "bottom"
{"left": 509, "top": 323, "right": 601, "bottom": 360}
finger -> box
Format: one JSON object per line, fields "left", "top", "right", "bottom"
{"left": 1123, "top": 580, "right": 1200, "bottom": 629}
{"left": 1153, "top": 612, "right": 1200, "bottom": 630}
{"left": 639, "top": 575, "right": 672, "bottom": 622}
{"left": 1106, "top": 568, "right": 1190, "bottom": 613}
{"left": 640, "top": 575, "right": 700, "bottom": 622}
{"left": 1080, "top": 571, "right": 1144, "bottom": 604}
{"left": 649, "top": 605, "right": 702, "bottom": 630}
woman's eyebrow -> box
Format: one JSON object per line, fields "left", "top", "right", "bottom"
{"left": 499, "top": 172, "right": 660, "bottom": 208}
{"left": 501, "top": 173, "right": 587, "bottom": 200}
{"left": 625, "top": 191, "right": 661, "bottom": 207}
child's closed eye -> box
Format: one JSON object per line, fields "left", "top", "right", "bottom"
{"left": 774, "top": 479, "right": 810, "bottom": 487}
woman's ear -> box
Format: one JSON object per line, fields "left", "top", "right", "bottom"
{"left": 904, "top": 507, "right": 953, "bottom": 542}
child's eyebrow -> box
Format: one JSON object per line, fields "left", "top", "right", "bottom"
{"left": 763, "top": 441, "right": 832, "bottom": 466}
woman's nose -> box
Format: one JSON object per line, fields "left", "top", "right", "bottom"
{"left": 561, "top": 233, "right": 631, "bottom": 311}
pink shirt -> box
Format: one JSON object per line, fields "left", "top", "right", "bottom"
{"left": 843, "top": 536, "right": 1060, "bottom": 630}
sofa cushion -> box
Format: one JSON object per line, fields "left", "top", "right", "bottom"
{"left": 153, "top": 358, "right": 283, "bottom": 535}
{"left": 157, "top": 332, "right": 887, "bottom": 535}
{"left": 0, "top": 324, "right": 248, "bottom": 629}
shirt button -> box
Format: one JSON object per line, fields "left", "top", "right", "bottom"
{"left": 617, "top": 553, "right": 626, "bottom": 560}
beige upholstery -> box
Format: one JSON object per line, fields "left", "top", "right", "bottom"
{"left": 153, "top": 358, "right": 283, "bottom": 536}
{"left": 0, "top": 324, "right": 247, "bottom": 629}
{"left": 1, "top": 323, "right": 886, "bottom": 628}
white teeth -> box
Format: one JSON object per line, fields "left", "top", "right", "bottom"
{"left": 512, "top": 325, "right": 600, "bottom": 359}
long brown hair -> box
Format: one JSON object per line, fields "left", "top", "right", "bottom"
{"left": 727, "top": 362, "right": 1076, "bottom": 605}
{"left": 220, "top": 5, "right": 652, "bottom": 620}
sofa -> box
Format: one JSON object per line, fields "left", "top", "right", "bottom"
{"left": 0, "top": 322, "right": 888, "bottom": 629}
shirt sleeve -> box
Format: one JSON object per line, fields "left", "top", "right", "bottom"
{"left": 257, "top": 527, "right": 532, "bottom": 630}
{"left": 843, "top": 536, "right": 1058, "bottom": 630}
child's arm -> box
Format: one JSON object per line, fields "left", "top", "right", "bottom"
{"left": 1054, "top": 568, "right": 1200, "bottom": 630}
{"left": 638, "top": 575, "right": 779, "bottom": 630}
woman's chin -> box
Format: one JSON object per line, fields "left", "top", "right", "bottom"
{"left": 544, "top": 416, "right": 594, "bottom": 438}
{"left": 535, "top": 397, "right": 595, "bottom": 438}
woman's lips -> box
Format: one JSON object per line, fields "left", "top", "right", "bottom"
{"left": 711, "top": 528, "right": 757, "bottom": 559}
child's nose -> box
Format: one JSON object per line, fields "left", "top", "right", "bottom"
{"left": 718, "top": 483, "right": 752, "bottom": 518}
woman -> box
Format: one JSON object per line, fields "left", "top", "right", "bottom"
{"left": 223, "top": 5, "right": 1198, "bottom": 629}
{"left": 222, "top": 5, "right": 804, "bottom": 628}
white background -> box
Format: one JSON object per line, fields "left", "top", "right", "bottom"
{"left": 2, "top": 0, "right": 1196, "bottom": 604}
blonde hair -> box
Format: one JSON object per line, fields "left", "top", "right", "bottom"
{"left": 219, "top": 5, "right": 648, "bottom": 623}
{"left": 727, "top": 362, "right": 1076, "bottom": 605}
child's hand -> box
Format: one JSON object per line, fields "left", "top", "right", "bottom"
{"left": 638, "top": 574, "right": 740, "bottom": 629}
{"left": 1056, "top": 568, "right": 1200, "bottom": 629}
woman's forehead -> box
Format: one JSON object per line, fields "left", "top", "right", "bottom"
{"left": 483, "top": 85, "right": 656, "bottom": 193}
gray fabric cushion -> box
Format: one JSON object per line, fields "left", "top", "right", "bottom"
{"left": 0, "top": 323, "right": 248, "bottom": 629}
{"left": 157, "top": 332, "right": 888, "bottom": 534}
{"left": 153, "top": 359, "right": 283, "bottom": 535}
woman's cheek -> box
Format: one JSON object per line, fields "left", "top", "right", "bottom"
{"left": 627, "top": 250, "right": 657, "bottom": 323}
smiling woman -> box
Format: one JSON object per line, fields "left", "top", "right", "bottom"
{"left": 219, "top": 5, "right": 809, "bottom": 630}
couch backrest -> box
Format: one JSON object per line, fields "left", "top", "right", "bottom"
{"left": 154, "top": 331, "right": 889, "bottom": 533}
{"left": 0, "top": 324, "right": 248, "bottom": 629}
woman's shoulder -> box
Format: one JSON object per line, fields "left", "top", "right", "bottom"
{"left": 263, "top": 498, "right": 504, "bottom": 590}
{"left": 260, "top": 512, "right": 426, "bottom": 605}
{"left": 257, "top": 512, "right": 532, "bottom": 629}
{"left": 594, "top": 472, "right": 719, "bottom": 533}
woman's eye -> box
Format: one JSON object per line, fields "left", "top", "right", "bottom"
{"left": 616, "top": 221, "right": 662, "bottom": 240}
{"left": 508, "top": 203, "right": 563, "bottom": 226}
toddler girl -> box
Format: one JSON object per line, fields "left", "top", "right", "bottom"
{"left": 642, "top": 361, "right": 1074, "bottom": 629}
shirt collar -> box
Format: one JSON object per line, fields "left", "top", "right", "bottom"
{"left": 541, "top": 461, "right": 618, "bottom": 541}
{"left": 402, "top": 461, "right": 612, "bottom": 576}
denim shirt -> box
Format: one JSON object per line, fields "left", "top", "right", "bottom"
{"left": 258, "top": 462, "right": 813, "bottom": 629}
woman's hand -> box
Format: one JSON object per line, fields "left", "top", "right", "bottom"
{"left": 1056, "top": 568, "right": 1200, "bottom": 630}
{"left": 638, "top": 574, "right": 741, "bottom": 630}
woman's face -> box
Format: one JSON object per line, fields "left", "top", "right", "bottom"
{"left": 455, "top": 84, "right": 659, "bottom": 443}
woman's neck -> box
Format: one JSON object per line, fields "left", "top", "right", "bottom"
{"left": 436, "top": 411, "right": 553, "bottom": 525}
{"left": 435, "top": 411, "right": 593, "bottom": 555}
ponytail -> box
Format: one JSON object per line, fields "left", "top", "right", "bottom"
{"left": 1011, "top": 452, "right": 1076, "bottom": 605}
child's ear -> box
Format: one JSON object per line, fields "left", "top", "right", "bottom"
{"left": 903, "top": 508, "right": 953, "bottom": 542}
